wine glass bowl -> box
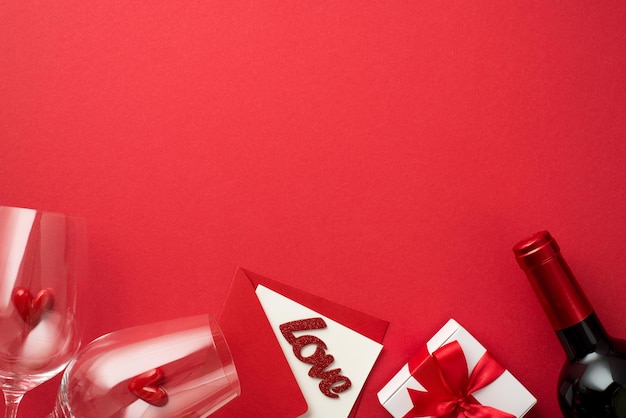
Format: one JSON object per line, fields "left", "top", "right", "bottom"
{"left": 50, "top": 315, "right": 240, "bottom": 418}
{"left": 0, "top": 205, "right": 86, "bottom": 417}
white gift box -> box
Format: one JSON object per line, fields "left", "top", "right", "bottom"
{"left": 377, "top": 319, "right": 536, "bottom": 417}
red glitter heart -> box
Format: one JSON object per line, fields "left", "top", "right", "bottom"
{"left": 12, "top": 288, "right": 55, "bottom": 327}
{"left": 128, "top": 368, "right": 168, "bottom": 407}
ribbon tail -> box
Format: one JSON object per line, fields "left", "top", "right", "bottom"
{"left": 404, "top": 388, "right": 458, "bottom": 417}
{"left": 462, "top": 403, "right": 515, "bottom": 418}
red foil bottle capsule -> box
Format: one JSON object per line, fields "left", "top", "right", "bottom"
{"left": 514, "top": 231, "right": 626, "bottom": 417}
{"left": 513, "top": 231, "right": 593, "bottom": 330}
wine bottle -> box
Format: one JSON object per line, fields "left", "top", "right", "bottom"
{"left": 513, "top": 231, "right": 626, "bottom": 417}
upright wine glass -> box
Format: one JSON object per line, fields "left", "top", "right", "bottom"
{"left": 49, "top": 314, "right": 240, "bottom": 418}
{"left": 0, "top": 206, "right": 87, "bottom": 417}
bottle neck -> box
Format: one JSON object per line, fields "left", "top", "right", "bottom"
{"left": 523, "top": 251, "right": 593, "bottom": 331}
{"left": 514, "top": 231, "right": 599, "bottom": 358}
{"left": 556, "top": 312, "right": 611, "bottom": 360}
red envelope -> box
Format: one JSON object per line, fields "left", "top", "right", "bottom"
{"left": 214, "top": 267, "right": 389, "bottom": 417}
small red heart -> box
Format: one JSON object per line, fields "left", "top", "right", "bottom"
{"left": 12, "top": 288, "right": 55, "bottom": 327}
{"left": 128, "top": 368, "right": 168, "bottom": 407}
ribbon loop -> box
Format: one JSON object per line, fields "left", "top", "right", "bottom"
{"left": 403, "top": 341, "right": 514, "bottom": 418}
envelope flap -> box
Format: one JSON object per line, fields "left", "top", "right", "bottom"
{"left": 215, "top": 268, "right": 308, "bottom": 417}
{"left": 242, "top": 267, "right": 389, "bottom": 343}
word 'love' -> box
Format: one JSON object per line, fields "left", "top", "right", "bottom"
{"left": 280, "top": 317, "right": 352, "bottom": 398}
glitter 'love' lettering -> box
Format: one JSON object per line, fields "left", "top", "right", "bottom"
{"left": 279, "top": 318, "right": 352, "bottom": 398}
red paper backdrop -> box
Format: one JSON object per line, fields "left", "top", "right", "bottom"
{"left": 2, "top": 2, "right": 626, "bottom": 417}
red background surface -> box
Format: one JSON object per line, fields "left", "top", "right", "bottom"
{"left": 2, "top": 2, "right": 626, "bottom": 417}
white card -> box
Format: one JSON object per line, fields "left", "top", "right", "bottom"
{"left": 255, "top": 284, "right": 383, "bottom": 418}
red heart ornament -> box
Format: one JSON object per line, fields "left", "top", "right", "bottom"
{"left": 129, "top": 368, "right": 168, "bottom": 407}
{"left": 12, "top": 288, "right": 55, "bottom": 327}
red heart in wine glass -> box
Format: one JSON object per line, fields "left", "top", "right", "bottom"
{"left": 12, "top": 287, "right": 55, "bottom": 327}
{"left": 128, "top": 368, "right": 168, "bottom": 407}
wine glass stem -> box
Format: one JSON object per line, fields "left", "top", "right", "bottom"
{"left": 3, "top": 390, "right": 24, "bottom": 418}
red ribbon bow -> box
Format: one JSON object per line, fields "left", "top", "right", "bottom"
{"left": 403, "top": 340, "right": 515, "bottom": 418}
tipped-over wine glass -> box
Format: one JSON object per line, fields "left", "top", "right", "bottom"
{"left": 49, "top": 314, "right": 240, "bottom": 418}
{"left": 0, "top": 206, "right": 87, "bottom": 417}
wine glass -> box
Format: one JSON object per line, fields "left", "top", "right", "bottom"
{"left": 0, "top": 205, "right": 87, "bottom": 417}
{"left": 49, "top": 314, "right": 240, "bottom": 418}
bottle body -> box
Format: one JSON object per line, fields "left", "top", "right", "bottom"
{"left": 514, "top": 231, "right": 626, "bottom": 417}
{"left": 556, "top": 314, "right": 626, "bottom": 417}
